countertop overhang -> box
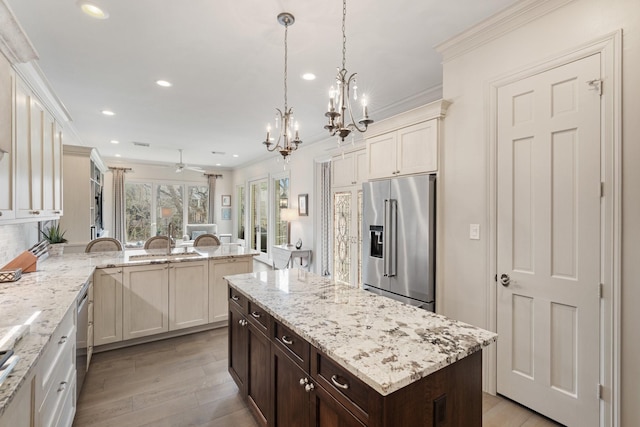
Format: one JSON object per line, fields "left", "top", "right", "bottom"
{"left": 226, "top": 269, "right": 497, "bottom": 396}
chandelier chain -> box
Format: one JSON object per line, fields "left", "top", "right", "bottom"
{"left": 284, "top": 20, "right": 288, "bottom": 112}
{"left": 341, "top": 0, "right": 347, "bottom": 71}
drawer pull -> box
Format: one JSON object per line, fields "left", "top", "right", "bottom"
{"left": 251, "top": 311, "right": 261, "bottom": 319}
{"left": 57, "top": 381, "right": 67, "bottom": 392}
{"left": 305, "top": 383, "right": 315, "bottom": 392}
{"left": 59, "top": 336, "right": 67, "bottom": 344}
{"left": 281, "top": 336, "right": 293, "bottom": 345}
{"left": 331, "top": 375, "right": 350, "bottom": 390}
{"left": 231, "top": 295, "right": 239, "bottom": 302}
{"left": 238, "top": 319, "right": 247, "bottom": 326}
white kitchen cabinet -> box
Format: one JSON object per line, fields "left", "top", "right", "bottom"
{"left": 169, "top": 260, "right": 209, "bottom": 330}
{"left": 93, "top": 267, "right": 123, "bottom": 346}
{"left": 209, "top": 257, "right": 252, "bottom": 323}
{"left": 123, "top": 264, "right": 169, "bottom": 339}
{"left": 0, "top": 373, "right": 34, "bottom": 427}
{"left": 331, "top": 148, "right": 367, "bottom": 188}
{"left": 59, "top": 145, "right": 106, "bottom": 245}
{"left": 36, "top": 305, "right": 76, "bottom": 427}
{"left": 367, "top": 119, "right": 439, "bottom": 180}
{"left": 14, "top": 76, "right": 63, "bottom": 220}
{"left": 0, "top": 53, "right": 14, "bottom": 221}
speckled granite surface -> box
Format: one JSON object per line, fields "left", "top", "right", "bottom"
{"left": 0, "top": 245, "right": 258, "bottom": 417}
{"left": 226, "top": 269, "right": 497, "bottom": 396}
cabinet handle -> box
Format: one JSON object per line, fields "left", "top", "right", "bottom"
{"left": 281, "top": 335, "right": 293, "bottom": 345}
{"left": 53, "top": 210, "right": 61, "bottom": 214}
{"left": 0, "top": 212, "right": 3, "bottom": 216}
{"left": 251, "top": 311, "right": 261, "bottom": 319}
{"left": 57, "top": 381, "right": 67, "bottom": 393}
{"left": 231, "top": 295, "right": 239, "bottom": 302}
{"left": 305, "top": 383, "right": 315, "bottom": 392}
{"left": 30, "top": 210, "right": 40, "bottom": 215}
{"left": 299, "top": 377, "right": 308, "bottom": 386}
{"left": 330, "top": 375, "right": 350, "bottom": 390}
{"left": 238, "top": 319, "right": 247, "bottom": 326}
{"left": 59, "top": 336, "right": 67, "bottom": 344}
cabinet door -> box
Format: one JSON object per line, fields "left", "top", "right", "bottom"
{"left": 247, "top": 322, "right": 270, "bottom": 426}
{"left": 169, "top": 260, "right": 208, "bottom": 330}
{"left": 29, "top": 97, "right": 43, "bottom": 212}
{"left": 52, "top": 122, "right": 63, "bottom": 215}
{"left": 123, "top": 264, "right": 169, "bottom": 340}
{"left": 0, "top": 54, "right": 13, "bottom": 220}
{"left": 14, "top": 78, "right": 33, "bottom": 218}
{"left": 310, "top": 384, "right": 366, "bottom": 427}
{"left": 354, "top": 149, "right": 368, "bottom": 184}
{"left": 210, "top": 258, "right": 251, "bottom": 323}
{"left": 396, "top": 119, "right": 438, "bottom": 176}
{"left": 0, "top": 374, "right": 35, "bottom": 427}
{"left": 272, "top": 345, "right": 310, "bottom": 427}
{"left": 42, "top": 112, "right": 55, "bottom": 214}
{"left": 93, "top": 268, "right": 123, "bottom": 346}
{"left": 228, "top": 303, "right": 248, "bottom": 392}
{"left": 367, "top": 132, "right": 397, "bottom": 180}
{"left": 332, "top": 153, "right": 356, "bottom": 187}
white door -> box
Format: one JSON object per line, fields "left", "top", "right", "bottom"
{"left": 497, "top": 53, "right": 601, "bottom": 426}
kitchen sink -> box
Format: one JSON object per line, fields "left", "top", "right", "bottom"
{"left": 128, "top": 252, "right": 202, "bottom": 261}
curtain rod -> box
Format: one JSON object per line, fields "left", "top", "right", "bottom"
{"left": 204, "top": 173, "right": 223, "bottom": 178}
{"left": 108, "top": 167, "right": 133, "bottom": 172}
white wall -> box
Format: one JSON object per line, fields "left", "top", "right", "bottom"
{"left": 438, "top": 0, "right": 639, "bottom": 424}
{"left": 0, "top": 222, "right": 40, "bottom": 266}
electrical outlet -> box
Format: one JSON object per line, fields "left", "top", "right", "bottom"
{"left": 469, "top": 224, "right": 480, "bottom": 240}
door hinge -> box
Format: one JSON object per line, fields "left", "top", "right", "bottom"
{"left": 599, "top": 283, "right": 603, "bottom": 299}
{"left": 494, "top": 274, "right": 497, "bottom": 282}
{"left": 600, "top": 182, "right": 605, "bottom": 198}
{"left": 587, "top": 79, "right": 603, "bottom": 96}
{"left": 597, "top": 383, "right": 603, "bottom": 400}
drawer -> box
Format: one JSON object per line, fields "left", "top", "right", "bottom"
{"left": 247, "top": 301, "right": 268, "bottom": 331}
{"left": 53, "top": 374, "right": 76, "bottom": 427}
{"left": 273, "top": 320, "right": 309, "bottom": 370}
{"left": 40, "top": 308, "right": 75, "bottom": 394}
{"left": 312, "top": 350, "right": 370, "bottom": 422}
{"left": 39, "top": 355, "right": 75, "bottom": 427}
{"left": 228, "top": 286, "right": 247, "bottom": 312}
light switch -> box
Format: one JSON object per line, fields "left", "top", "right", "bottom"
{"left": 469, "top": 224, "right": 480, "bottom": 240}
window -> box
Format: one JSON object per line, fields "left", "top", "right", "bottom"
{"left": 125, "top": 181, "right": 208, "bottom": 246}
{"left": 274, "top": 177, "right": 290, "bottom": 245}
{"left": 237, "top": 185, "right": 245, "bottom": 241}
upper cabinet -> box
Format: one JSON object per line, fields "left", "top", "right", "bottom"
{"left": 0, "top": 53, "right": 14, "bottom": 220}
{"left": 331, "top": 148, "right": 367, "bottom": 188}
{"left": 366, "top": 100, "right": 450, "bottom": 180}
{"left": 14, "top": 77, "right": 63, "bottom": 220}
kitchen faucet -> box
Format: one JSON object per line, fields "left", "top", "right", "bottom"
{"left": 167, "top": 223, "right": 175, "bottom": 254}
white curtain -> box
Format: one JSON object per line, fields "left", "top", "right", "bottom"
{"left": 207, "top": 174, "right": 217, "bottom": 224}
{"left": 320, "top": 161, "right": 331, "bottom": 276}
{"left": 112, "top": 168, "right": 126, "bottom": 244}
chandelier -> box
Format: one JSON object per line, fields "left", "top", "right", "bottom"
{"left": 324, "top": 0, "right": 373, "bottom": 142}
{"left": 263, "top": 12, "right": 302, "bottom": 161}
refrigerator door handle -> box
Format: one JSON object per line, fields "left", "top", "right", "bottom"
{"left": 389, "top": 199, "right": 397, "bottom": 277}
{"left": 384, "top": 199, "right": 390, "bottom": 277}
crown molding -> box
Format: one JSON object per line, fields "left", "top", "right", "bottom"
{"left": 435, "top": 0, "right": 576, "bottom": 62}
{"left": 364, "top": 99, "right": 451, "bottom": 139}
{"left": 0, "top": 1, "right": 38, "bottom": 64}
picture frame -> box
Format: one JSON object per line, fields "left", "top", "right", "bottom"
{"left": 221, "top": 207, "right": 232, "bottom": 220}
{"left": 298, "top": 193, "right": 308, "bottom": 216}
{"left": 221, "top": 194, "right": 231, "bottom": 207}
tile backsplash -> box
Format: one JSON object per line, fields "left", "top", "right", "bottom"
{"left": 0, "top": 223, "right": 40, "bottom": 267}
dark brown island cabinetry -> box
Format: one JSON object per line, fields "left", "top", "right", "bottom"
{"left": 228, "top": 285, "right": 483, "bottom": 427}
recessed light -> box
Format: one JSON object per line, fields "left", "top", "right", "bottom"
{"left": 302, "top": 73, "right": 316, "bottom": 81}
{"left": 215, "top": 163, "right": 222, "bottom": 166}
{"left": 77, "top": 1, "right": 109, "bottom": 19}
{"left": 101, "top": 110, "right": 115, "bottom": 116}
{"left": 156, "top": 80, "right": 172, "bottom": 87}
{"left": 232, "top": 154, "right": 239, "bottom": 158}
{"left": 115, "top": 154, "right": 121, "bottom": 157}
{"left": 110, "top": 140, "right": 119, "bottom": 144}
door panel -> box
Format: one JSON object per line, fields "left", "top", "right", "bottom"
{"left": 496, "top": 53, "right": 601, "bottom": 426}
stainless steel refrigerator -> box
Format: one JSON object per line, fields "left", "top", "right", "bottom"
{"left": 362, "top": 174, "right": 436, "bottom": 311}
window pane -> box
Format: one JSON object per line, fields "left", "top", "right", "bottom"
{"left": 125, "top": 182, "right": 152, "bottom": 244}
{"left": 333, "top": 191, "right": 351, "bottom": 284}
{"left": 188, "top": 185, "right": 208, "bottom": 224}
{"left": 250, "top": 180, "right": 268, "bottom": 253}
{"left": 274, "top": 177, "right": 290, "bottom": 245}
{"left": 156, "top": 184, "right": 183, "bottom": 236}
{"left": 237, "top": 186, "right": 245, "bottom": 240}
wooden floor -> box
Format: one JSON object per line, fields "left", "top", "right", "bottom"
{"left": 74, "top": 328, "right": 562, "bottom": 427}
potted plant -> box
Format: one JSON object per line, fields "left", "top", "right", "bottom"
{"left": 40, "top": 223, "right": 68, "bottom": 256}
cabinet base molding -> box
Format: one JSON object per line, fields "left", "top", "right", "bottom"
{"left": 93, "top": 321, "right": 227, "bottom": 353}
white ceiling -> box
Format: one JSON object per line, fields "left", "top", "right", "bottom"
{"left": 5, "top": 0, "right": 518, "bottom": 170}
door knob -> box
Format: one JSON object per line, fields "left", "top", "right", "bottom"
{"left": 500, "top": 273, "right": 511, "bottom": 287}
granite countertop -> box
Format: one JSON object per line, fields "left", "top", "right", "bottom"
{"left": 0, "top": 244, "right": 258, "bottom": 417}
{"left": 226, "top": 269, "right": 497, "bottom": 396}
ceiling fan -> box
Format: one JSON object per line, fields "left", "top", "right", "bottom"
{"left": 175, "top": 149, "right": 205, "bottom": 173}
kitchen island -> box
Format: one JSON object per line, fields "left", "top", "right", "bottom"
{"left": 0, "top": 244, "right": 257, "bottom": 424}
{"left": 226, "top": 269, "right": 497, "bottom": 427}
